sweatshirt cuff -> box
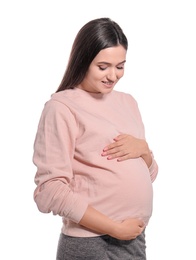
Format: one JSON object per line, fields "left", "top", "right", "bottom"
{"left": 149, "top": 158, "right": 158, "bottom": 182}
{"left": 66, "top": 196, "right": 89, "bottom": 224}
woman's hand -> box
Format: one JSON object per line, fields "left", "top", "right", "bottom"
{"left": 101, "top": 134, "right": 152, "bottom": 167}
{"left": 79, "top": 205, "right": 145, "bottom": 241}
{"left": 111, "top": 218, "right": 145, "bottom": 240}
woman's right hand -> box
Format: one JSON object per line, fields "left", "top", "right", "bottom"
{"left": 79, "top": 206, "right": 145, "bottom": 241}
{"left": 111, "top": 218, "right": 145, "bottom": 240}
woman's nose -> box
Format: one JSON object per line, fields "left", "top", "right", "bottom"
{"left": 106, "top": 69, "right": 119, "bottom": 81}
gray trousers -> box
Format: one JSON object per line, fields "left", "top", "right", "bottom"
{"left": 56, "top": 231, "right": 146, "bottom": 260}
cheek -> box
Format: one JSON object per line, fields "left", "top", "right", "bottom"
{"left": 93, "top": 70, "right": 106, "bottom": 81}
{"left": 118, "top": 70, "right": 125, "bottom": 79}
{"left": 87, "top": 68, "right": 103, "bottom": 81}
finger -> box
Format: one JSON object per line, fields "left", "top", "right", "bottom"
{"left": 103, "top": 142, "right": 123, "bottom": 151}
{"left": 104, "top": 135, "right": 128, "bottom": 151}
{"left": 138, "top": 221, "right": 145, "bottom": 228}
{"left": 107, "top": 152, "right": 125, "bottom": 160}
{"left": 108, "top": 152, "right": 130, "bottom": 160}
{"left": 113, "top": 134, "right": 127, "bottom": 141}
{"left": 102, "top": 146, "right": 128, "bottom": 156}
{"left": 117, "top": 154, "right": 131, "bottom": 161}
{"left": 102, "top": 145, "right": 124, "bottom": 155}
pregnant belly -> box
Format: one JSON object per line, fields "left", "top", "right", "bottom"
{"left": 73, "top": 157, "right": 154, "bottom": 225}
{"left": 91, "top": 158, "right": 153, "bottom": 224}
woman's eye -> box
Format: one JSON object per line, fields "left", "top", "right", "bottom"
{"left": 99, "top": 66, "right": 107, "bottom": 71}
{"left": 98, "top": 65, "right": 124, "bottom": 70}
{"left": 117, "top": 66, "right": 124, "bottom": 70}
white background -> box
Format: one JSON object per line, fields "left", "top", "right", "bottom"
{"left": 0, "top": 0, "right": 196, "bottom": 259}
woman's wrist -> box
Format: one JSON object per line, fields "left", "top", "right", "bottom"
{"left": 79, "top": 205, "right": 120, "bottom": 236}
{"left": 141, "top": 141, "right": 152, "bottom": 167}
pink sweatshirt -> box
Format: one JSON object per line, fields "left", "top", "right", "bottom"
{"left": 33, "top": 88, "right": 158, "bottom": 237}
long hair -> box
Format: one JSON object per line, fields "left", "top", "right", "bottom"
{"left": 56, "top": 18, "right": 128, "bottom": 92}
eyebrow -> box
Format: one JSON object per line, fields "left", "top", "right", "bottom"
{"left": 97, "top": 60, "right": 126, "bottom": 66}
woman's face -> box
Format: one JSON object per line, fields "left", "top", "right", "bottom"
{"left": 79, "top": 45, "right": 127, "bottom": 94}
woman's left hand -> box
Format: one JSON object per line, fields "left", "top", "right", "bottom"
{"left": 101, "top": 134, "right": 150, "bottom": 162}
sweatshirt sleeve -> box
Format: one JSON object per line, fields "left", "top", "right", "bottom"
{"left": 148, "top": 153, "right": 158, "bottom": 182}
{"left": 33, "top": 99, "right": 88, "bottom": 223}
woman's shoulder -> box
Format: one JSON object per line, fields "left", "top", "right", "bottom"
{"left": 39, "top": 90, "right": 75, "bottom": 114}
{"left": 112, "top": 89, "right": 137, "bottom": 104}
{"left": 44, "top": 89, "right": 80, "bottom": 109}
{"left": 51, "top": 89, "right": 74, "bottom": 102}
